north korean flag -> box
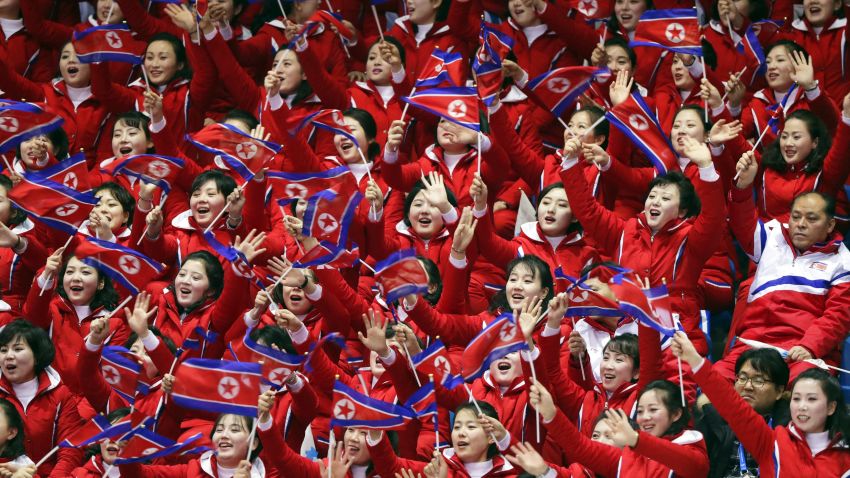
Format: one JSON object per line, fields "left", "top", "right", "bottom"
{"left": 416, "top": 49, "right": 465, "bottom": 88}
{"left": 72, "top": 24, "right": 146, "bottom": 64}
{"left": 630, "top": 9, "right": 702, "bottom": 56}
{"left": 567, "top": 0, "right": 613, "bottom": 19}
{"left": 527, "top": 67, "right": 610, "bottom": 118}
{"left": 739, "top": 25, "right": 766, "bottom": 75}
{"left": 266, "top": 165, "right": 357, "bottom": 207}
{"left": 75, "top": 235, "right": 164, "bottom": 295}
{"left": 0, "top": 101, "right": 64, "bottom": 154}
{"left": 171, "top": 359, "right": 262, "bottom": 417}
{"left": 294, "top": 242, "right": 360, "bottom": 269}
{"left": 604, "top": 92, "right": 677, "bottom": 174}
{"left": 410, "top": 339, "right": 454, "bottom": 384}
{"left": 30, "top": 153, "right": 91, "bottom": 192}
{"left": 313, "top": 10, "right": 354, "bottom": 40}
{"left": 374, "top": 249, "right": 430, "bottom": 304}
{"left": 237, "top": 328, "right": 305, "bottom": 389}
{"left": 113, "top": 429, "right": 202, "bottom": 465}
{"left": 8, "top": 173, "right": 98, "bottom": 236}
{"left": 404, "top": 382, "right": 437, "bottom": 418}
{"left": 101, "top": 154, "right": 185, "bottom": 194}
{"left": 556, "top": 265, "right": 625, "bottom": 318}
{"left": 461, "top": 313, "right": 528, "bottom": 382}
{"left": 330, "top": 381, "right": 416, "bottom": 430}
{"left": 59, "top": 415, "right": 132, "bottom": 448}
{"left": 300, "top": 187, "right": 363, "bottom": 247}
{"left": 186, "top": 123, "right": 281, "bottom": 184}
{"left": 295, "top": 109, "right": 359, "bottom": 146}
{"left": 100, "top": 346, "right": 148, "bottom": 404}
{"left": 611, "top": 277, "right": 678, "bottom": 336}
{"left": 402, "top": 87, "right": 481, "bottom": 132}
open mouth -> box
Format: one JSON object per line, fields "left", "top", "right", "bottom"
{"left": 641, "top": 424, "right": 655, "bottom": 433}
{"left": 4, "top": 364, "right": 17, "bottom": 373}
{"left": 178, "top": 287, "right": 192, "bottom": 296}
{"left": 649, "top": 209, "right": 661, "bottom": 218}
{"left": 196, "top": 206, "right": 210, "bottom": 215}
{"left": 496, "top": 361, "right": 512, "bottom": 372}
{"left": 783, "top": 147, "right": 796, "bottom": 157}
{"left": 118, "top": 146, "right": 133, "bottom": 155}
{"left": 288, "top": 293, "right": 303, "bottom": 303}
{"left": 371, "top": 68, "right": 383, "bottom": 75}
{"left": 603, "top": 373, "right": 616, "bottom": 381}
{"left": 218, "top": 442, "right": 233, "bottom": 451}
{"left": 542, "top": 215, "right": 556, "bottom": 225}
{"left": 796, "top": 414, "right": 810, "bottom": 424}
{"left": 417, "top": 216, "right": 432, "bottom": 227}
{"left": 767, "top": 72, "right": 779, "bottom": 81}
{"left": 67, "top": 66, "right": 80, "bottom": 75}
{"left": 347, "top": 445, "right": 360, "bottom": 454}
{"left": 106, "top": 444, "right": 120, "bottom": 454}
{"left": 69, "top": 285, "right": 85, "bottom": 293}
{"left": 456, "top": 440, "right": 469, "bottom": 448}
{"left": 620, "top": 13, "right": 633, "bottom": 21}
{"left": 340, "top": 142, "right": 355, "bottom": 153}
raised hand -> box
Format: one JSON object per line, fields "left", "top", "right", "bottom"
{"left": 386, "top": 120, "right": 405, "bottom": 152}
{"left": 365, "top": 180, "right": 384, "bottom": 214}
{"left": 843, "top": 92, "right": 850, "bottom": 119}
{"left": 590, "top": 44, "right": 607, "bottom": 67}
{"left": 451, "top": 207, "right": 478, "bottom": 257}
{"left": 395, "top": 469, "right": 423, "bottom": 478}
{"left": 143, "top": 90, "right": 164, "bottom": 125}
{"left": 258, "top": 389, "right": 276, "bottom": 423}
{"left": 88, "top": 317, "right": 110, "bottom": 345}
{"left": 527, "top": 379, "right": 557, "bottom": 422}
{"left": 546, "top": 293, "right": 568, "bottom": 328}
{"left": 708, "top": 119, "right": 743, "bottom": 145}
{"left": 391, "top": 322, "right": 422, "bottom": 356}
{"left": 233, "top": 229, "right": 268, "bottom": 263}
{"left": 670, "top": 330, "right": 702, "bottom": 367}
{"left": 725, "top": 71, "right": 746, "bottom": 108}
{"left": 734, "top": 150, "right": 758, "bottom": 189}
{"left": 505, "top": 442, "right": 549, "bottom": 475}
{"left": 123, "top": 291, "right": 157, "bottom": 338}
{"left": 789, "top": 50, "right": 816, "bottom": 91}
{"left": 478, "top": 414, "right": 508, "bottom": 442}
{"left": 357, "top": 310, "right": 389, "bottom": 356}
{"left": 562, "top": 137, "right": 582, "bottom": 159}
{"left": 43, "top": 246, "right": 66, "bottom": 280}
{"left": 420, "top": 171, "right": 452, "bottom": 214}
{"left": 225, "top": 188, "right": 246, "bottom": 223}
{"left": 163, "top": 4, "right": 196, "bottom": 32}
{"left": 0, "top": 223, "right": 23, "bottom": 251}
{"left": 379, "top": 41, "right": 403, "bottom": 73}
{"left": 681, "top": 136, "right": 712, "bottom": 168}
{"left": 787, "top": 346, "right": 813, "bottom": 362}
{"left": 581, "top": 143, "right": 610, "bottom": 168}
{"left": 266, "top": 255, "right": 306, "bottom": 287}
{"left": 273, "top": 309, "right": 304, "bottom": 332}
{"left": 469, "top": 173, "right": 488, "bottom": 211}
{"left": 699, "top": 78, "right": 722, "bottom": 111}
{"left": 233, "top": 461, "right": 253, "bottom": 478}
{"left": 609, "top": 69, "right": 634, "bottom": 106}
{"left": 515, "top": 296, "right": 542, "bottom": 347}
{"left": 604, "top": 409, "right": 639, "bottom": 448}
{"left": 320, "top": 442, "right": 355, "bottom": 478}
{"left": 145, "top": 206, "right": 164, "bottom": 238}
{"left": 422, "top": 451, "right": 448, "bottom": 478}
{"left": 264, "top": 70, "right": 283, "bottom": 97}
{"left": 501, "top": 59, "right": 527, "bottom": 86}
{"left": 567, "top": 329, "right": 587, "bottom": 359}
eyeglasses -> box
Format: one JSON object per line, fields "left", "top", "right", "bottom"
{"left": 735, "top": 374, "right": 772, "bottom": 389}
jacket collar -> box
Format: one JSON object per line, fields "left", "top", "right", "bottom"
{"left": 519, "top": 221, "right": 584, "bottom": 247}
{"left": 199, "top": 450, "right": 266, "bottom": 477}
{"left": 636, "top": 213, "right": 691, "bottom": 235}
{"left": 395, "top": 219, "right": 450, "bottom": 241}
{"left": 11, "top": 218, "right": 34, "bottom": 235}
{"left": 442, "top": 448, "right": 514, "bottom": 476}
{"left": 481, "top": 372, "right": 526, "bottom": 395}
{"left": 392, "top": 16, "right": 451, "bottom": 39}
{"left": 787, "top": 423, "right": 849, "bottom": 451}
{"left": 780, "top": 225, "right": 844, "bottom": 256}
{"left": 424, "top": 144, "right": 477, "bottom": 166}
{"left": 792, "top": 15, "right": 847, "bottom": 32}
{"left": 0, "top": 367, "right": 62, "bottom": 397}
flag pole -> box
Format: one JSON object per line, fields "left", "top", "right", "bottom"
{"left": 462, "top": 383, "right": 499, "bottom": 444}
{"left": 527, "top": 354, "right": 541, "bottom": 444}
{"left": 203, "top": 182, "right": 247, "bottom": 234}
{"left": 40, "top": 235, "right": 74, "bottom": 296}
{"left": 137, "top": 192, "right": 168, "bottom": 246}
{"left": 105, "top": 1, "right": 116, "bottom": 24}
{"left": 476, "top": 131, "right": 481, "bottom": 174}
{"left": 34, "top": 446, "right": 60, "bottom": 468}
{"left": 570, "top": 318, "right": 587, "bottom": 382}
{"left": 323, "top": 0, "right": 351, "bottom": 58}
{"left": 700, "top": 56, "right": 708, "bottom": 123}
{"left": 389, "top": 304, "right": 422, "bottom": 388}
{"left": 355, "top": 148, "right": 374, "bottom": 183}
{"left": 275, "top": 0, "right": 288, "bottom": 21}
{"left": 719, "top": 66, "right": 747, "bottom": 103}
{"left": 104, "top": 295, "right": 134, "bottom": 321}
{"left": 399, "top": 87, "right": 416, "bottom": 122}
{"left": 371, "top": 5, "right": 385, "bottom": 42}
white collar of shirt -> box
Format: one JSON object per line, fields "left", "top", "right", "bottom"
{"left": 349, "top": 161, "right": 373, "bottom": 183}
{"left": 443, "top": 152, "right": 465, "bottom": 175}
{"left": 463, "top": 460, "right": 494, "bottom": 478}
{"left": 0, "top": 18, "right": 23, "bottom": 41}
{"left": 74, "top": 304, "right": 93, "bottom": 323}
{"left": 351, "top": 465, "right": 368, "bottom": 478}
{"left": 544, "top": 234, "right": 566, "bottom": 249}
{"left": 806, "top": 430, "right": 830, "bottom": 455}
{"left": 12, "top": 377, "right": 38, "bottom": 410}
{"left": 414, "top": 23, "right": 433, "bottom": 43}
{"left": 522, "top": 23, "right": 548, "bottom": 45}
{"left": 375, "top": 84, "right": 394, "bottom": 106}
{"left": 217, "top": 464, "right": 237, "bottom": 478}
{"left": 66, "top": 85, "right": 93, "bottom": 109}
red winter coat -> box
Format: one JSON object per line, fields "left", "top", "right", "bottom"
{"left": 740, "top": 86, "right": 840, "bottom": 147}
{"left": 385, "top": 17, "right": 469, "bottom": 80}
{"left": 0, "top": 18, "right": 54, "bottom": 83}
{"left": 119, "top": 450, "right": 276, "bottom": 477}
{"left": 0, "top": 369, "right": 84, "bottom": 478}
{"left": 0, "top": 219, "right": 49, "bottom": 310}
{"left": 780, "top": 16, "right": 850, "bottom": 104}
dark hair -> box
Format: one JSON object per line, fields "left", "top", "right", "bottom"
{"left": 603, "top": 37, "right": 637, "bottom": 68}
{"left": 271, "top": 47, "right": 314, "bottom": 105}
{"left": 402, "top": 180, "right": 459, "bottom": 228}
{"left": 93, "top": 182, "right": 136, "bottom": 227}
{"left": 191, "top": 170, "right": 237, "bottom": 199}
{"left": 211, "top": 414, "right": 262, "bottom": 461}
{"left": 575, "top": 106, "right": 609, "bottom": 148}
{"left": 343, "top": 108, "right": 381, "bottom": 162}
{"left": 56, "top": 256, "right": 120, "bottom": 310}
{"left": 370, "top": 36, "right": 406, "bottom": 66}
{"left": 0, "top": 175, "right": 26, "bottom": 228}
{"left": 454, "top": 401, "right": 500, "bottom": 458}
{"left": 537, "top": 183, "right": 582, "bottom": 235}
{"left": 764, "top": 39, "right": 808, "bottom": 61}
{"left": 174, "top": 251, "right": 224, "bottom": 313}
{"left": 709, "top": 0, "right": 768, "bottom": 22}
{"left": 791, "top": 368, "right": 850, "bottom": 441}
{"left": 125, "top": 325, "right": 178, "bottom": 355}
{"left": 489, "top": 255, "right": 554, "bottom": 313}
{"left": 0, "top": 398, "right": 25, "bottom": 459}
{"left": 762, "top": 109, "right": 831, "bottom": 175}
{"left": 638, "top": 380, "right": 690, "bottom": 436}
{"left": 735, "top": 348, "right": 789, "bottom": 389}
{"left": 602, "top": 333, "right": 639, "bottom": 375}
{"left": 419, "top": 256, "right": 442, "bottom": 306}
{"left": 249, "top": 325, "right": 295, "bottom": 355}
{"left": 270, "top": 269, "right": 315, "bottom": 312}
{"left": 85, "top": 408, "right": 131, "bottom": 458}
{"left": 114, "top": 111, "right": 154, "bottom": 154}
{"left": 15, "top": 128, "right": 69, "bottom": 164}
{"left": 674, "top": 104, "right": 712, "bottom": 136}
{"left": 792, "top": 191, "right": 836, "bottom": 220}
{"left": 607, "top": 0, "right": 654, "bottom": 34}
{"left": 145, "top": 33, "right": 191, "bottom": 83}
{"left": 224, "top": 109, "right": 260, "bottom": 132}
{"left": 645, "top": 171, "right": 701, "bottom": 218}
{"left": 0, "top": 320, "right": 55, "bottom": 376}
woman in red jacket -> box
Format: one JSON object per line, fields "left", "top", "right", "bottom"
{"left": 8, "top": 128, "right": 68, "bottom": 175}
{"left": 83, "top": 182, "right": 138, "bottom": 248}
{"left": 673, "top": 331, "right": 850, "bottom": 477}
{"left": 604, "top": 0, "right": 669, "bottom": 91}
{"left": 0, "top": 398, "right": 37, "bottom": 476}
{"left": 530, "top": 379, "right": 710, "bottom": 478}
{"left": 23, "top": 248, "right": 129, "bottom": 396}
{"left": 0, "top": 320, "right": 84, "bottom": 477}
{"left": 70, "top": 407, "right": 130, "bottom": 477}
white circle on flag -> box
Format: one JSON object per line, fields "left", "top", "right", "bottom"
{"left": 105, "top": 31, "right": 123, "bottom": 48}
{"left": 317, "top": 213, "right": 339, "bottom": 233}
{"left": 570, "top": 290, "right": 590, "bottom": 303}
{"left": 579, "top": 0, "right": 598, "bottom": 16}
{"left": 434, "top": 63, "right": 443, "bottom": 73}
{"left": 63, "top": 172, "right": 78, "bottom": 189}
{"left": 665, "top": 23, "right": 685, "bottom": 43}
{"left": 284, "top": 183, "right": 308, "bottom": 199}
{"left": 433, "top": 356, "right": 451, "bottom": 375}
{"left": 628, "top": 114, "right": 650, "bottom": 131}
{"left": 119, "top": 255, "right": 140, "bottom": 275}
{"left": 546, "top": 77, "right": 571, "bottom": 94}
{"left": 334, "top": 398, "right": 355, "bottom": 420}
{"left": 499, "top": 322, "right": 517, "bottom": 342}
{"left": 236, "top": 142, "right": 258, "bottom": 160}
{"left": 447, "top": 100, "right": 467, "bottom": 119}
{"left": 332, "top": 111, "right": 345, "bottom": 126}
{"left": 141, "top": 447, "right": 159, "bottom": 456}
{"left": 0, "top": 117, "right": 19, "bottom": 133}
{"left": 268, "top": 367, "right": 291, "bottom": 384}
{"left": 217, "top": 376, "right": 240, "bottom": 399}
{"left": 54, "top": 204, "right": 78, "bottom": 217}
{"left": 147, "top": 160, "right": 171, "bottom": 179}
{"left": 101, "top": 364, "right": 120, "bottom": 385}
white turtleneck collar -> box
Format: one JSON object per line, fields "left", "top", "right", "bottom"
{"left": 66, "top": 85, "right": 93, "bottom": 110}
{"left": 351, "top": 464, "right": 368, "bottom": 478}
{"left": 74, "top": 304, "right": 93, "bottom": 323}
{"left": 12, "top": 377, "right": 38, "bottom": 410}
{"left": 217, "top": 463, "right": 237, "bottom": 478}
{"left": 0, "top": 18, "right": 23, "bottom": 41}
{"left": 463, "top": 459, "right": 494, "bottom": 478}
{"left": 348, "top": 161, "right": 373, "bottom": 183}
{"left": 806, "top": 430, "right": 830, "bottom": 456}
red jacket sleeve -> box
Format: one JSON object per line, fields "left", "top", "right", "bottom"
{"left": 631, "top": 432, "right": 709, "bottom": 478}
{"left": 20, "top": 0, "right": 73, "bottom": 49}
{"left": 298, "top": 42, "right": 349, "bottom": 111}
{"left": 537, "top": 2, "right": 598, "bottom": 61}
{"left": 77, "top": 344, "right": 125, "bottom": 413}
{"left": 204, "top": 33, "right": 262, "bottom": 112}
{"left": 405, "top": 299, "right": 484, "bottom": 346}
{"left": 116, "top": 0, "right": 184, "bottom": 40}
{"left": 49, "top": 390, "right": 86, "bottom": 478}
{"left": 366, "top": 432, "right": 427, "bottom": 478}
{"left": 209, "top": 265, "right": 252, "bottom": 334}
{"left": 434, "top": 254, "right": 473, "bottom": 314}
{"left": 559, "top": 161, "right": 626, "bottom": 256}
{"left": 380, "top": 155, "right": 425, "bottom": 194}
{"left": 90, "top": 62, "right": 138, "bottom": 114}
{"left": 818, "top": 119, "right": 850, "bottom": 198}
{"left": 0, "top": 53, "right": 46, "bottom": 101}
{"left": 683, "top": 170, "right": 727, "bottom": 268}
{"left": 547, "top": 410, "right": 620, "bottom": 478}
{"left": 489, "top": 107, "right": 546, "bottom": 191}
{"left": 474, "top": 205, "right": 520, "bottom": 270}
{"left": 539, "top": 330, "right": 587, "bottom": 421}
{"left": 727, "top": 185, "right": 761, "bottom": 259}
{"left": 258, "top": 417, "right": 321, "bottom": 477}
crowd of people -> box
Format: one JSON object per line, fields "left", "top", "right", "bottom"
{"left": 0, "top": 0, "right": 849, "bottom": 476}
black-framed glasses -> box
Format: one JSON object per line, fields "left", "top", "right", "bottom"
{"left": 735, "top": 374, "right": 771, "bottom": 389}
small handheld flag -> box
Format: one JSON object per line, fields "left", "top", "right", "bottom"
{"left": 75, "top": 235, "right": 164, "bottom": 295}
{"left": 171, "top": 359, "right": 262, "bottom": 417}
{"left": 72, "top": 24, "right": 146, "bottom": 64}
{"left": 461, "top": 314, "right": 528, "bottom": 381}
{"left": 401, "top": 87, "right": 481, "bottom": 132}
{"left": 374, "top": 249, "right": 430, "bottom": 304}
{"left": 330, "top": 380, "right": 416, "bottom": 430}
{"left": 629, "top": 9, "right": 702, "bottom": 56}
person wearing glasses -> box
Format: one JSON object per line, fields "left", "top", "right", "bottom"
{"left": 693, "top": 348, "right": 790, "bottom": 478}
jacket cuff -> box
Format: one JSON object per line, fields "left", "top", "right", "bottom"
{"left": 698, "top": 164, "right": 719, "bottom": 182}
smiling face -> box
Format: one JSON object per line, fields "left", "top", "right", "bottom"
{"left": 99, "top": 432, "right": 128, "bottom": 464}
{"left": 144, "top": 40, "right": 182, "bottom": 87}
{"left": 366, "top": 43, "right": 392, "bottom": 86}
{"left": 59, "top": 43, "right": 91, "bottom": 88}
{"left": 537, "top": 187, "right": 573, "bottom": 236}
{"left": 334, "top": 117, "right": 370, "bottom": 164}
{"left": 643, "top": 183, "right": 683, "bottom": 233}
{"left": 63, "top": 256, "right": 103, "bottom": 306}
{"left": 19, "top": 135, "right": 53, "bottom": 170}
{"left": 764, "top": 45, "right": 795, "bottom": 92}
{"left": 614, "top": 0, "right": 646, "bottom": 31}
{"left": 94, "top": 190, "right": 129, "bottom": 231}
{"left": 505, "top": 263, "right": 549, "bottom": 310}
{"left": 343, "top": 428, "right": 371, "bottom": 465}
{"left": 407, "top": 189, "right": 445, "bottom": 239}
{"left": 213, "top": 415, "right": 254, "bottom": 468}
{"left": 779, "top": 118, "right": 816, "bottom": 165}
{"left": 598, "top": 345, "right": 637, "bottom": 393}
{"left": 173, "top": 259, "right": 212, "bottom": 308}
{"left": 96, "top": 0, "right": 123, "bottom": 23}
{"left": 671, "top": 55, "right": 696, "bottom": 92}
{"left": 670, "top": 109, "right": 705, "bottom": 155}
{"left": 790, "top": 378, "right": 836, "bottom": 433}
{"left": 734, "top": 360, "right": 784, "bottom": 414}
{"left": 803, "top": 0, "right": 840, "bottom": 27}
{"left": 190, "top": 180, "right": 227, "bottom": 228}
{"left": 635, "top": 390, "right": 680, "bottom": 437}
{"left": 488, "top": 352, "right": 521, "bottom": 386}
{"left": 272, "top": 49, "right": 306, "bottom": 96}
{"left": 788, "top": 194, "right": 835, "bottom": 251}
{"left": 111, "top": 119, "right": 152, "bottom": 159}
{"left": 452, "top": 409, "right": 492, "bottom": 463}
{"left": 0, "top": 336, "right": 35, "bottom": 384}
{"left": 590, "top": 419, "right": 616, "bottom": 446}
{"left": 509, "top": 0, "right": 541, "bottom": 27}
{"left": 281, "top": 284, "right": 312, "bottom": 315}
{"left": 568, "top": 111, "right": 605, "bottom": 144}
{"left": 605, "top": 44, "right": 633, "bottom": 74}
